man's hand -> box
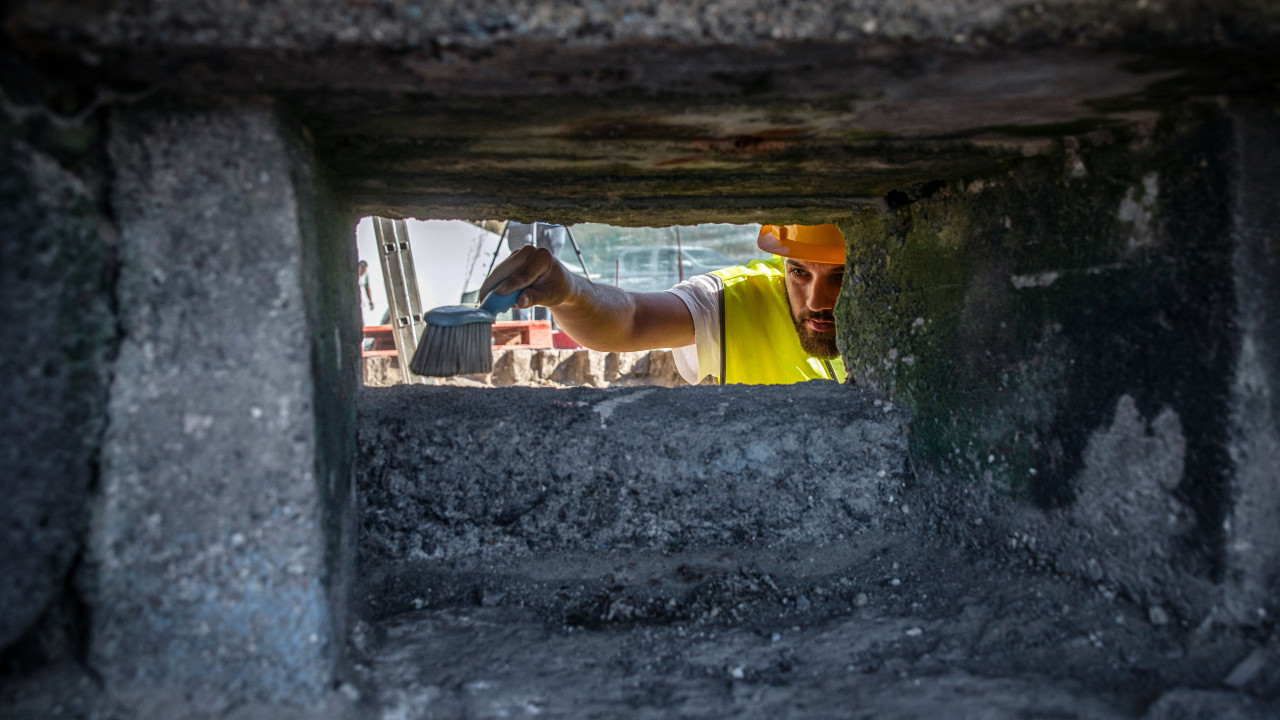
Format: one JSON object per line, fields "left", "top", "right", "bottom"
{"left": 489, "top": 246, "right": 579, "bottom": 310}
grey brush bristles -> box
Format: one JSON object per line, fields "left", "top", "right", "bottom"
{"left": 410, "top": 320, "right": 494, "bottom": 376}
{"left": 409, "top": 289, "right": 521, "bottom": 377}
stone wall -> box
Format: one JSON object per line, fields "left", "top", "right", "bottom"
{"left": 364, "top": 348, "right": 689, "bottom": 388}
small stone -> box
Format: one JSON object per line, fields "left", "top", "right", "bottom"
{"left": 1148, "top": 606, "right": 1170, "bottom": 626}
{"left": 905, "top": 627, "right": 924, "bottom": 637}
{"left": 853, "top": 592, "right": 869, "bottom": 607}
{"left": 770, "top": 632, "right": 781, "bottom": 643}
{"left": 795, "top": 595, "right": 811, "bottom": 612}
{"left": 729, "top": 665, "right": 745, "bottom": 679}
{"left": 338, "top": 682, "right": 361, "bottom": 702}
{"left": 890, "top": 578, "right": 901, "bottom": 586}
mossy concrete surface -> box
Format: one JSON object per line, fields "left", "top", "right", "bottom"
{"left": 835, "top": 103, "right": 1275, "bottom": 622}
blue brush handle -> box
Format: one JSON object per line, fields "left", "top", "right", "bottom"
{"left": 478, "top": 289, "right": 521, "bottom": 316}
{"left": 422, "top": 289, "right": 525, "bottom": 328}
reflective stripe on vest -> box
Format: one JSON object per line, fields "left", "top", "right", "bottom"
{"left": 709, "top": 256, "right": 847, "bottom": 385}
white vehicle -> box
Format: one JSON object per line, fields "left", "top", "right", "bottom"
{"left": 615, "top": 246, "right": 734, "bottom": 292}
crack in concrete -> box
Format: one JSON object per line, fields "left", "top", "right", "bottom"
{"left": 592, "top": 388, "right": 656, "bottom": 428}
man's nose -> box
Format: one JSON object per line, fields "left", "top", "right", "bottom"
{"left": 808, "top": 280, "right": 838, "bottom": 312}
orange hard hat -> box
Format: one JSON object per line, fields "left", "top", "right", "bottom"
{"left": 757, "top": 224, "right": 846, "bottom": 264}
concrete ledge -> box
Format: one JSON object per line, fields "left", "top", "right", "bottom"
{"left": 357, "top": 383, "right": 910, "bottom": 563}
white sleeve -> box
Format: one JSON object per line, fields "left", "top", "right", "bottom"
{"left": 665, "top": 274, "right": 722, "bottom": 385}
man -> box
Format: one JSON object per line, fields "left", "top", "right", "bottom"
{"left": 358, "top": 260, "right": 374, "bottom": 311}
{"left": 491, "top": 223, "right": 847, "bottom": 385}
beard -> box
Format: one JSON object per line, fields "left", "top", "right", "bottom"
{"left": 789, "top": 306, "right": 840, "bottom": 359}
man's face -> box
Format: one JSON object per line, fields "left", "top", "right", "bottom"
{"left": 783, "top": 258, "right": 844, "bottom": 359}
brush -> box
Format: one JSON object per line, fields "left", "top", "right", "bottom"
{"left": 409, "top": 251, "right": 532, "bottom": 377}
{"left": 408, "top": 289, "right": 521, "bottom": 376}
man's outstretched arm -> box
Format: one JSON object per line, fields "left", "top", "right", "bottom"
{"left": 490, "top": 246, "right": 695, "bottom": 352}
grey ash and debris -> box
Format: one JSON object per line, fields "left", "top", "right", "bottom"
{"left": 351, "top": 384, "right": 1279, "bottom": 720}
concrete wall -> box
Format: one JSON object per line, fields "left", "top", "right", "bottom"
{"left": 0, "top": 49, "right": 361, "bottom": 706}
{"left": 0, "top": 74, "right": 117, "bottom": 659}
{"left": 835, "top": 103, "right": 1279, "bottom": 623}
{"left": 76, "top": 103, "right": 356, "bottom": 710}
{"left": 1225, "top": 105, "right": 1280, "bottom": 625}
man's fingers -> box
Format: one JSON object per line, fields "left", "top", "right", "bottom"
{"left": 515, "top": 282, "right": 558, "bottom": 309}
{"left": 493, "top": 247, "right": 560, "bottom": 300}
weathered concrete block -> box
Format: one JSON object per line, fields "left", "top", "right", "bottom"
{"left": 530, "top": 349, "right": 572, "bottom": 381}
{"left": 644, "top": 349, "right": 687, "bottom": 387}
{"left": 546, "top": 349, "right": 607, "bottom": 387}
{"left": 357, "top": 383, "right": 910, "bottom": 562}
{"left": 0, "top": 113, "right": 116, "bottom": 653}
{"left": 603, "top": 351, "right": 634, "bottom": 382}
{"left": 491, "top": 349, "right": 537, "bottom": 386}
{"left": 363, "top": 356, "right": 403, "bottom": 387}
{"left": 84, "top": 103, "right": 357, "bottom": 707}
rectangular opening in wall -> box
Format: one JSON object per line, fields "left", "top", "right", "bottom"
{"left": 356, "top": 218, "right": 765, "bottom": 389}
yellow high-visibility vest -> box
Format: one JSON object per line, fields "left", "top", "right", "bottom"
{"left": 709, "top": 256, "right": 847, "bottom": 385}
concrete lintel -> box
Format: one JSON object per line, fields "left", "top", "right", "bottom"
{"left": 11, "top": 1, "right": 1280, "bottom": 54}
